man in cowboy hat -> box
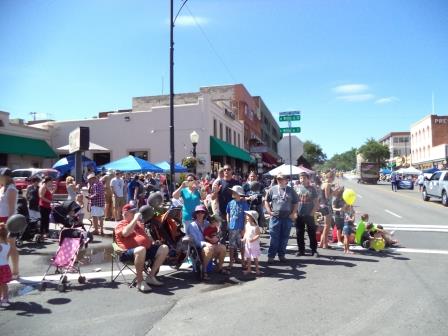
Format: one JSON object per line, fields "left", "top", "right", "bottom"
{"left": 264, "top": 173, "right": 298, "bottom": 263}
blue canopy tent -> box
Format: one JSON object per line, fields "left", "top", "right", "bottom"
{"left": 99, "top": 155, "right": 163, "bottom": 173}
{"left": 423, "top": 167, "right": 439, "bottom": 174}
{"left": 52, "top": 154, "right": 96, "bottom": 175}
{"left": 155, "top": 161, "right": 188, "bottom": 173}
{"left": 379, "top": 168, "right": 392, "bottom": 174}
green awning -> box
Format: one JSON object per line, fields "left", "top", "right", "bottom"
{"left": 210, "top": 136, "right": 252, "bottom": 163}
{"left": 0, "top": 133, "right": 57, "bottom": 158}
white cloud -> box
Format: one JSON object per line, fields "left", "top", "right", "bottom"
{"left": 336, "top": 94, "right": 375, "bottom": 102}
{"left": 175, "top": 16, "right": 208, "bottom": 27}
{"left": 375, "top": 96, "right": 399, "bottom": 104}
{"left": 333, "top": 84, "right": 369, "bottom": 94}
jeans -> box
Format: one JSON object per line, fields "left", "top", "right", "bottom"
{"left": 219, "top": 219, "right": 229, "bottom": 244}
{"left": 268, "top": 216, "right": 292, "bottom": 258}
{"left": 40, "top": 206, "right": 51, "bottom": 235}
{"left": 391, "top": 181, "right": 398, "bottom": 192}
{"left": 296, "top": 215, "right": 317, "bottom": 253}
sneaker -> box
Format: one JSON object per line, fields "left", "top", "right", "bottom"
{"left": 146, "top": 275, "right": 163, "bottom": 287}
{"left": 137, "top": 281, "right": 152, "bottom": 293}
{"left": 337, "top": 242, "right": 344, "bottom": 247}
{"left": 267, "top": 257, "right": 275, "bottom": 264}
{"left": 1, "top": 299, "right": 11, "bottom": 307}
{"left": 296, "top": 251, "right": 305, "bottom": 256}
{"left": 311, "top": 251, "right": 320, "bottom": 258}
{"left": 278, "top": 256, "right": 287, "bottom": 263}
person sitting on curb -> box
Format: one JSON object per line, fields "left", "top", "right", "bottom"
{"left": 186, "top": 205, "right": 228, "bottom": 281}
{"left": 114, "top": 204, "right": 169, "bottom": 293}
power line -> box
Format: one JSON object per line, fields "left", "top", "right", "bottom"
{"left": 184, "top": 4, "right": 238, "bottom": 83}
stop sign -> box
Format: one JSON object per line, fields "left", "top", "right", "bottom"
{"left": 278, "top": 135, "right": 303, "bottom": 164}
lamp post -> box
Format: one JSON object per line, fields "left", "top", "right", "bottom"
{"left": 190, "top": 130, "right": 199, "bottom": 175}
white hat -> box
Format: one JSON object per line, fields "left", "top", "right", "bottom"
{"left": 244, "top": 210, "right": 259, "bottom": 224}
{"left": 231, "top": 185, "right": 245, "bottom": 196}
{"left": 87, "top": 173, "right": 96, "bottom": 180}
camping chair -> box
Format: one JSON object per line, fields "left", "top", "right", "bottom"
{"left": 110, "top": 229, "right": 151, "bottom": 288}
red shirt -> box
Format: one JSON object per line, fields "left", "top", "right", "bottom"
{"left": 203, "top": 226, "right": 218, "bottom": 242}
{"left": 115, "top": 219, "right": 152, "bottom": 250}
{"left": 39, "top": 188, "right": 52, "bottom": 209}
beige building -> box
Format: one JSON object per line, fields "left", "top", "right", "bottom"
{"left": 33, "top": 93, "right": 249, "bottom": 175}
{"left": 378, "top": 132, "right": 411, "bottom": 167}
{"left": 0, "top": 111, "right": 56, "bottom": 169}
{"left": 410, "top": 114, "right": 448, "bottom": 169}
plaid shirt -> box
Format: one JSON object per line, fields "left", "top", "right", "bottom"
{"left": 89, "top": 181, "right": 105, "bottom": 208}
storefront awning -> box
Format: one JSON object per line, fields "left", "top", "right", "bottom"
{"left": 0, "top": 133, "right": 57, "bottom": 158}
{"left": 210, "top": 136, "right": 252, "bottom": 163}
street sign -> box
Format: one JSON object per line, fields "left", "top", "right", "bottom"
{"left": 279, "top": 110, "right": 301, "bottom": 117}
{"left": 279, "top": 115, "right": 301, "bottom": 122}
{"left": 280, "top": 127, "right": 301, "bottom": 134}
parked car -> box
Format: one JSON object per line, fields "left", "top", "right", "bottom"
{"left": 422, "top": 170, "right": 448, "bottom": 206}
{"left": 397, "top": 179, "right": 414, "bottom": 190}
{"left": 12, "top": 168, "right": 67, "bottom": 200}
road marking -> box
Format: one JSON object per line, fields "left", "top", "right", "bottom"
{"left": 384, "top": 209, "right": 402, "bottom": 218}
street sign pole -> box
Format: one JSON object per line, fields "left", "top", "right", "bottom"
{"left": 288, "top": 121, "right": 292, "bottom": 185}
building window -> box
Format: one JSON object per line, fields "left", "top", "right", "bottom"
{"left": 219, "top": 122, "right": 223, "bottom": 139}
{"left": 129, "top": 150, "right": 148, "bottom": 161}
{"left": 93, "top": 152, "right": 111, "bottom": 166}
{"left": 233, "top": 131, "right": 236, "bottom": 145}
{"left": 238, "top": 134, "right": 241, "bottom": 147}
{"left": 213, "top": 119, "right": 217, "bottom": 137}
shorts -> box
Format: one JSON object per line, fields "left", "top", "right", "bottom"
{"left": 113, "top": 196, "right": 125, "bottom": 209}
{"left": 119, "top": 245, "right": 160, "bottom": 263}
{"left": 342, "top": 225, "right": 354, "bottom": 236}
{"left": 0, "top": 265, "right": 12, "bottom": 284}
{"left": 91, "top": 206, "right": 105, "bottom": 217}
{"left": 228, "top": 229, "right": 242, "bottom": 249}
{"left": 333, "top": 216, "right": 344, "bottom": 230}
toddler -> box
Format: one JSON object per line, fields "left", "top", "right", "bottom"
{"left": 342, "top": 205, "right": 355, "bottom": 254}
{"left": 0, "top": 223, "right": 12, "bottom": 307}
{"left": 203, "top": 215, "right": 220, "bottom": 245}
{"left": 242, "top": 211, "right": 261, "bottom": 276}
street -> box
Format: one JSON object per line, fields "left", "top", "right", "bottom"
{"left": 1, "top": 176, "right": 448, "bottom": 336}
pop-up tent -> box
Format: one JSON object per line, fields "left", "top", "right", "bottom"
{"left": 395, "top": 166, "right": 422, "bottom": 175}
{"left": 99, "top": 155, "right": 163, "bottom": 173}
{"left": 52, "top": 154, "right": 96, "bottom": 175}
{"left": 267, "top": 164, "right": 311, "bottom": 176}
{"left": 155, "top": 161, "right": 188, "bottom": 173}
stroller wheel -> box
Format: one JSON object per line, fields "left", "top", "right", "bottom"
{"left": 57, "top": 282, "right": 67, "bottom": 292}
{"left": 15, "top": 239, "right": 23, "bottom": 248}
{"left": 78, "top": 276, "right": 86, "bottom": 284}
{"left": 39, "top": 282, "right": 47, "bottom": 291}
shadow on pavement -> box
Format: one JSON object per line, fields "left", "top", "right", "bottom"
{"left": 3, "top": 301, "right": 52, "bottom": 316}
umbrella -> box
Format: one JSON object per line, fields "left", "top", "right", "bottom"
{"left": 100, "top": 155, "right": 163, "bottom": 173}
{"left": 395, "top": 167, "right": 422, "bottom": 175}
{"left": 423, "top": 167, "right": 439, "bottom": 174}
{"left": 52, "top": 154, "right": 96, "bottom": 175}
{"left": 57, "top": 142, "right": 109, "bottom": 152}
{"left": 267, "top": 164, "right": 310, "bottom": 176}
{"left": 380, "top": 168, "right": 392, "bottom": 174}
{"left": 155, "top": 161, "right": 188, "bottom": 173}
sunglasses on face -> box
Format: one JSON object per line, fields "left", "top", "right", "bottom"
{"left": 223, "top": 168, "right": 232, "bottom": 171}
{"left": 187, "top": 179, "right": 194, "bottom": 182}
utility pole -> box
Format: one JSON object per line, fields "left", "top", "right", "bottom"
{"left": 169, "top": 0, "right": 175, "bottom": 195}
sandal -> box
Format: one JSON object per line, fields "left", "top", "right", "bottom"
{"left": 91, "top": 230, "right": 99, "bottom": 235}
{"left": 203, "top": 273, "right": 211, "bottom": 281}
{"left": 217, "top": 268, "right": 230, "bottom": 275}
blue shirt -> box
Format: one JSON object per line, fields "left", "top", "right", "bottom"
{"left": 127, "top": 179, "right": 139, "bottom": 201}
{"left": 226, "top": 199, "right": 249, "bottom": 230}
{"left": 186, "top": 220, "right": 209, "bottom": 248}
{"left": 180, "top": 188, "right": 201, "bottom": 222}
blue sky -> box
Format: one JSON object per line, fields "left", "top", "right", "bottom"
{"left": 1, "top": 0, "right": 447, "bottom": 157}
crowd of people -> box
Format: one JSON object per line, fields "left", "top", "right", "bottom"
{"left": 0, "top": 164, "right": 398, "bottom": 299}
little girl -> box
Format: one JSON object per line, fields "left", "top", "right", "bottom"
{"left": 342, "top": 204, "right": 355, "bottom": 254}
{"left": 0, "top": 223, "right": 12, "bottom": 307}
{"left": 242, "top": 210, "right": 261, "bottom": 276}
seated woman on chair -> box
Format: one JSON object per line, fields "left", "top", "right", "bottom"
{"left": 114, "top": 204, "right": 169, "bottom": 293}
{"left": 186, "top": 205, "right": 228, "bottom": 281}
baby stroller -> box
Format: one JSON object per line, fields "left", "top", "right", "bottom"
{"left": 52, "top": 201, "right": 83, "bottom": 228}
{"left": 15, "top": 194, "right": 42, "bottom": 247}
{"left": 40, "top": 228, "right": 90, "bottom": 292}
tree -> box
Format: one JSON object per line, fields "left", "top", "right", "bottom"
{"left": 323, "top": 148, "right": 357, "bottom": 171}
{"left": 303, "top": 141, "right": 327, "bottom": 167}
{"left": 357, "top": 138, "right": 390, "bottom": 164}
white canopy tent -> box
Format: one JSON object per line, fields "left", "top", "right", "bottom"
{"left": 267, "top": 164, "right": 312, "bottom": 176}
{"left": 57, "top": 142, "right": 109, "bottom": 152}
{"left": 395, "top": 166, "right": 422, "bottom": 175}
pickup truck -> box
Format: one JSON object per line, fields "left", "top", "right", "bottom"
{"left": 422, "top": 170, "right": 448, "bottom": 206}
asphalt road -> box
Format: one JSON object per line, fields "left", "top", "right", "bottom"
{"left": 1, "top": 176, "right": 447, "bottom": 336}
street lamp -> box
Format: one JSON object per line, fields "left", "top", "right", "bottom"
{"left": 190, "top": 130, "right": 199, "bottom": 175}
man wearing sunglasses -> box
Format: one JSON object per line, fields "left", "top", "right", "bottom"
{"left": 211, "top": 165, "right": 239, "bottom": 244}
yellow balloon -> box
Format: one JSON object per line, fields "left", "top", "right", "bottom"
{"left": 372, "top": 238, "right": 385, "bottom": 252}
{"left": 342, "top": 188, "right": 357, "bottom": 205}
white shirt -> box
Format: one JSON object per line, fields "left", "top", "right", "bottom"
{"left": 0, "top": 243, "right": 10, "bottom": 266}
{"left": 0, "top": 184, "right": 18, "bottom": 217}
{"left": 110, "top": 177, "right": 124, "bottom": 197}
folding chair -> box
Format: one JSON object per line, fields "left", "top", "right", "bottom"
{"left": 110, "top": 229, "right": 150, "bottom": 288}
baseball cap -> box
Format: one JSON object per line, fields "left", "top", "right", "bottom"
{"left": 122, "top": 204, "right": 138, "bottom": 213}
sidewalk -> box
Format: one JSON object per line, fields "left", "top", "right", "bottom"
{"left": 8, "top": 219, "right": 119, "bottom": 298}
